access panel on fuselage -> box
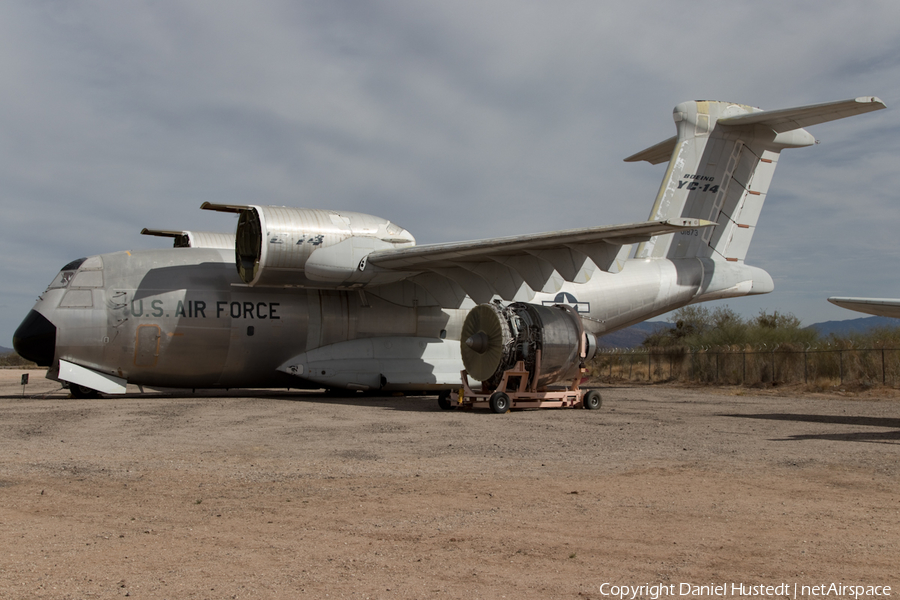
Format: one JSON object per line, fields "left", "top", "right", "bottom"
{"left": 110, "top": 288, "right": 233, "bottom": 386}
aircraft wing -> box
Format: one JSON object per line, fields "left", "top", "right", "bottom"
{"left": 366, "top": 218, "right": 713, "bottom": 304}
{"left": 827, "top": 297, "right": 900, "bottom": 319}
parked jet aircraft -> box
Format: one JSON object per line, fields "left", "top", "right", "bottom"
{"left": 828, "top": 296, "right": 900, "bottom": 318}
{"left": 13, "top": 96, "right": 885, "bottom": 398}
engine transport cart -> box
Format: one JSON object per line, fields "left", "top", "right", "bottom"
{"left": 455, "top": 356, "right": 602, "bottom": 413}
{"left": 442, "top": 300, "right": 602, "bottom": 413}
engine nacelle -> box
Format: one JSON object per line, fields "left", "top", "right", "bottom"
{"left": 460, "top": 302, "right": 597, "bottom": 389}
{"left": 141, "top": 228, "right": 235, "bottom": 249}
{"left": 203, "top": 204, "right": 415, "bottom": 287}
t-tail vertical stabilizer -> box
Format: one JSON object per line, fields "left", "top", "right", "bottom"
{"left": 627, "top": 97, "right": 885, "bottom": 262}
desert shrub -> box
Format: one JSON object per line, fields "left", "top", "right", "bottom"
{"left": 0, "top": 352, "right": 36, "bottom": 368}
{"left": 643, "top": 306, "right": 818, "bottom": 350}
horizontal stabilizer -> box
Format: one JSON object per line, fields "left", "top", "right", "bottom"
{"left": 624, "top": 136, "right": 676, "bottom": 165}
{"left": 629, "top": 96, "right": 885, "bottom": 263}
{"left": 718, "top": 96, "right": 885, "bottom": 133}
{"left": 625, "top": 97, "right": 886, "bottom": 166}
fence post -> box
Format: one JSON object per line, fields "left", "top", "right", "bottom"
{"left": 648, "top": 352, "right": 651, "bottom": 381}
{"left": 804, "top": 348, "right": 808, "bottom": 384}
{"left": 742, "top": 351, "right": 746, "bottom": 384}
{"left": 883, "top": 348, "right": 886, "bottom": 385}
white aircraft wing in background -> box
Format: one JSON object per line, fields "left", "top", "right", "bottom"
{"left": 828, "top": 297, "right": 900, "bottom": 319}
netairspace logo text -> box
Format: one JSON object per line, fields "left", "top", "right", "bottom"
{"left": 599, "top": 583, "right": 892, "bottom": 600}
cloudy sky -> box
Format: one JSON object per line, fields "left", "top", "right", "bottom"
{"left": 4, "top": 1, "right": 900, "bottom": 346}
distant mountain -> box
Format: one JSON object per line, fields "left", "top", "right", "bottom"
{"left": 598, "top": 321, "right": 673, "bottom": 348}
{"left": 598, "top": 315, "right": 900, "bottom": 348}
{"left": 804, "top": 315, "right": 900, "bottom": 337}
{"left": 0, "top": 346, "right": 12, "bottom": 355}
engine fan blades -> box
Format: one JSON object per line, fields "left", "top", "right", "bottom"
{"left": 460, "top": 304, "right": 511, "bottom": 381}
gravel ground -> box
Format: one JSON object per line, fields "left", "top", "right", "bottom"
{"left": 0, "top": 369, "right": 898, "bottom": 599}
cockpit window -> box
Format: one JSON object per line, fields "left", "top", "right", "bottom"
{"left": 60, "top": 258, "right": 87, "bottom": 271}
{"left": 48, "top": 270, "right": 77, "bottom": 290}
{"left": 47, "top": 258, "right": 88, "bottom": 290}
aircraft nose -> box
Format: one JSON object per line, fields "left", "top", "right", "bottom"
{"left": 13, "top": 310, "right": 57, "bottom": 367}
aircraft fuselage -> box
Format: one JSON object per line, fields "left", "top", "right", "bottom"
{"left": 23, "top": 247, "right": 469, "bottom": 389}
{"left": 16, "top": 245, "right": 771, "bottom": 392}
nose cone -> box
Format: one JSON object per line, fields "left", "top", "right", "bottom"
{"left": 13, "top": 310, "right": 57, "bottom": 367}
{"left": 465, "top": 332, "right": 490, "bottom": 354}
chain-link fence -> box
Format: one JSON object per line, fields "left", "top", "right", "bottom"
{"left": 592, "top": 346, "right": 900, "bottom": 387}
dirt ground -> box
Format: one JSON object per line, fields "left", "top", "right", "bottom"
{"left": 0, "top": 369, "right": 898, "bottom": 599}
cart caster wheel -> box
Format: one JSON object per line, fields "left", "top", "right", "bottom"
{"left": 437, "top": 390, "right": 455, "bottom": 410}
{"left": 583, "top": 389, "right": 602, "bottom": 410}
{"left": 489, "top": 391, "right": 510, "bottom": 414}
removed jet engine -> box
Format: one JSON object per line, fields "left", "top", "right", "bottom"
{"left": 460, "top": 302, "right": 597, "bottom": 390}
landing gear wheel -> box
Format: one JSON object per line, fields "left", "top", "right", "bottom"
{"left": 489, "top": 391, "right": 511, "bottom": 414}
{"left": 437, "top": 390, "right": 455, "bottom": 410}
{"left": 69, "top": 384, "right": 100, "bottom": 400}
{"left": 583, "top": 389, "right": 602, "bottom": 410}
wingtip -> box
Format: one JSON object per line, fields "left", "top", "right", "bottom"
{"left": 855, "top": 96, "right": 887, "bottom": 109}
